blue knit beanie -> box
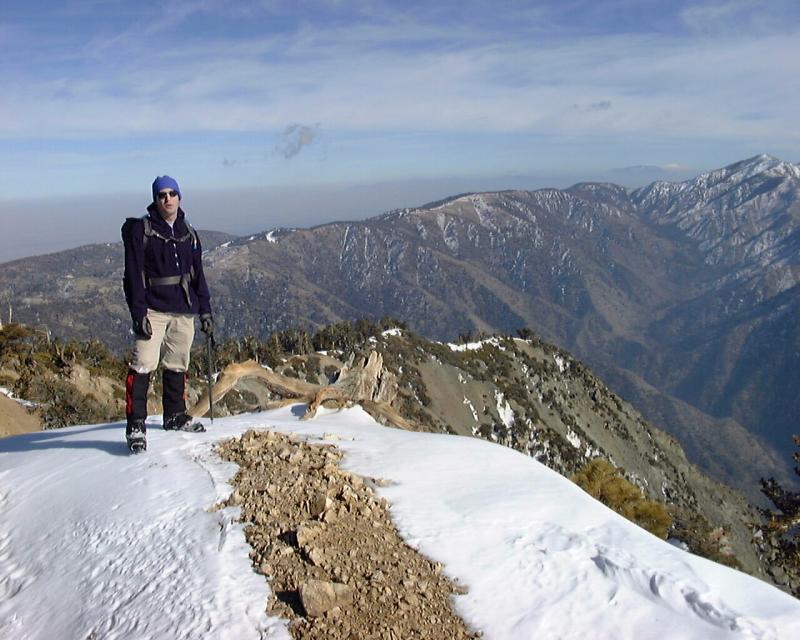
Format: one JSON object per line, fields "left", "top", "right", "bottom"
{"left": 152, "top": 175, "right": 181, "bottom": 201}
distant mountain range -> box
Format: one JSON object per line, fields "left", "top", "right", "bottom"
{"left": 1, "top": 154, "right": 797, "bottom": 496}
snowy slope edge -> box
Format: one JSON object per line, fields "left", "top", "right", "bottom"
{"left": 0, "top": 406, "right": 798, "bottom": 639}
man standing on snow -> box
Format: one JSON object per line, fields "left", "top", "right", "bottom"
{"left": 121, "top": 175, "right": 214, "bottom": 453}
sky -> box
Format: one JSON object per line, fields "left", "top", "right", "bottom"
{"left": 1, "top": 0, "right": 799, "bottom": 261}
{"left": 1, "top": 398, "right": 799, "bottom": 638}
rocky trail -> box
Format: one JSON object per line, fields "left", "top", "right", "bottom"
{"left": 217, "top": 429, "right": 479, "bottom": 639}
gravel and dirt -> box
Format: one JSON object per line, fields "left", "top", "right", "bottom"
{"left": 217, "top": 429, "right": 480, "bottom": 640}
{"left": 0, "top": 393, "right": 40, "bottom": 438}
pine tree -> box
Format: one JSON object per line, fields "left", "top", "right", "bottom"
{"left": 757, "top": 435, "right": 800, "bottom": 595}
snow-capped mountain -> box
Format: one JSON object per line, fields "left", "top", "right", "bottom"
{"left": 1, "top": 406, "right": 799, "bottom": 639}
{"left": 633, "top": 154, "right": 800, "bottom": 284}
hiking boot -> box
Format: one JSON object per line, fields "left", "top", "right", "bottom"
{"left": 163, "top": 412, "right": 206, "bottom": 432}
{"left": 126, "top": 418, "right": 147, "bottom": 453}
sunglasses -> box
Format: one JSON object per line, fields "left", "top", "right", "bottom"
{"left": 157, "top": 190, "right": 179, "bottom": 201}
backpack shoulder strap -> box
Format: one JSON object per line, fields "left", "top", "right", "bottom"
{"left": 182, "top": 221, "right": 199, "bottom": 281}
{"left": 141, "top": 215, "right": 195, "bottom": 247}
{"left": 183, "top": 221, "right": 199, "bottom": 249}
{"left": 141, "top": 215, "right": 153, "bottom": 250}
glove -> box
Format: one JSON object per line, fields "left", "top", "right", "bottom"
{"left": 199, "top": 313, "right": 214, "bottom": 336}
{"left": 132, "top": 316, "right": 152, "bottom": 340}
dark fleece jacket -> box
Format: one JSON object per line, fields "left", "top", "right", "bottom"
{"left": 122, "top": 204, "right": 212, "bottom": 321}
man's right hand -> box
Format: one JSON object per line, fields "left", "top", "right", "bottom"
{"left": 132, "top": 316, "right": 152, "bottom": 340}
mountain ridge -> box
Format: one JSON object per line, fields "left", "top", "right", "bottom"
{"left": 0, "top": 154, "right": 797, "bottom": 498}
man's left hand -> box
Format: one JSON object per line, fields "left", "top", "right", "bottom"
{"left": 200, "top": 313, "right": 214, "bottom": 336}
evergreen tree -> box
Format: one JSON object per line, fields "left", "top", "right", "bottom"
{"left": 758, "top": 436, "right": 800, "bottom": 596}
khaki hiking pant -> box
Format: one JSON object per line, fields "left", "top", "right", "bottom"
{"left": 129, "top": 310, "right": 195, "bottom": 374}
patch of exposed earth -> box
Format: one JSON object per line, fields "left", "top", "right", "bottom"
{"left": 217, "top": 430, "right": 479, "bottom": 640}
{"left": 0, "top": 392, "right": 40, "bottom": 438}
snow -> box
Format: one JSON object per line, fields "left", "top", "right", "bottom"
{"left": 448, "top": 340, "right": 484, "bottom": 351}
{"left": 495, "top": 390, "right": 514, "bottom": 429}
{"left": 1, "top": 406, "right": 799, "bottom": 639}
{"left": 0, "top": 387, "right": 37, "bottom": 408}
{"left": 566, "top": 427, "right": 582, "bottom": 449}
{"left": 463, "top": 396, "right": 478, "bottom": 422}
{"left": 447, "top": 337, "right": 501, "bottom": 352}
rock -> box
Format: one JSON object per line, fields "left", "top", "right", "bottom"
{"left": 322, "top": 509, "right": 339, "bottom": 523}
{"left": 277, "top": 446, "right": 292, "bottom": 460}
{"left": 296, "top": 522, "right": 325, "bottom": 548}
{"left": 309, "top": 491, "right": 327, "bottom": 517}
{"left": 324, "top": 606, "right": 342, "bottom": 619}
{"left": 296, "top": 525, "right": 313, "bottom": 547}
{"left": 299, "top": 579, "right": 354, "bottom": 618}
{"left": 308, "top": 547, "right": 326, "bottom": 566}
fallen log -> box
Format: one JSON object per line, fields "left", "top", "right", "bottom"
{"left": 188, "top": 352, "right": 416, "bottom": 431}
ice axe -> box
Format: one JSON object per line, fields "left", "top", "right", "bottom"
{"left": 206, "top": 332, "right": 215, "bottom": 423}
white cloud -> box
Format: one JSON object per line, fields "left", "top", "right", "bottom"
{"left": 1, "top": 4, "right": 799, "bottom": 148}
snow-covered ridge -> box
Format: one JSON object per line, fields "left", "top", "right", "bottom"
{"left": 0, "top": 407, "right": 798, "bottom": 639}
{"left": 208, "top": 228, "right": 297, "bottom": 263}
{"left": 629, "top": 154, "right": 800, "bottom": 289}
{"left": 633, "top": 154, "right": 800, "bottom": 213}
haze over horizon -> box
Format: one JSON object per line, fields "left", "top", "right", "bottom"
{"left": 1, "top": 0, "right": 799, "bottom": 262}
